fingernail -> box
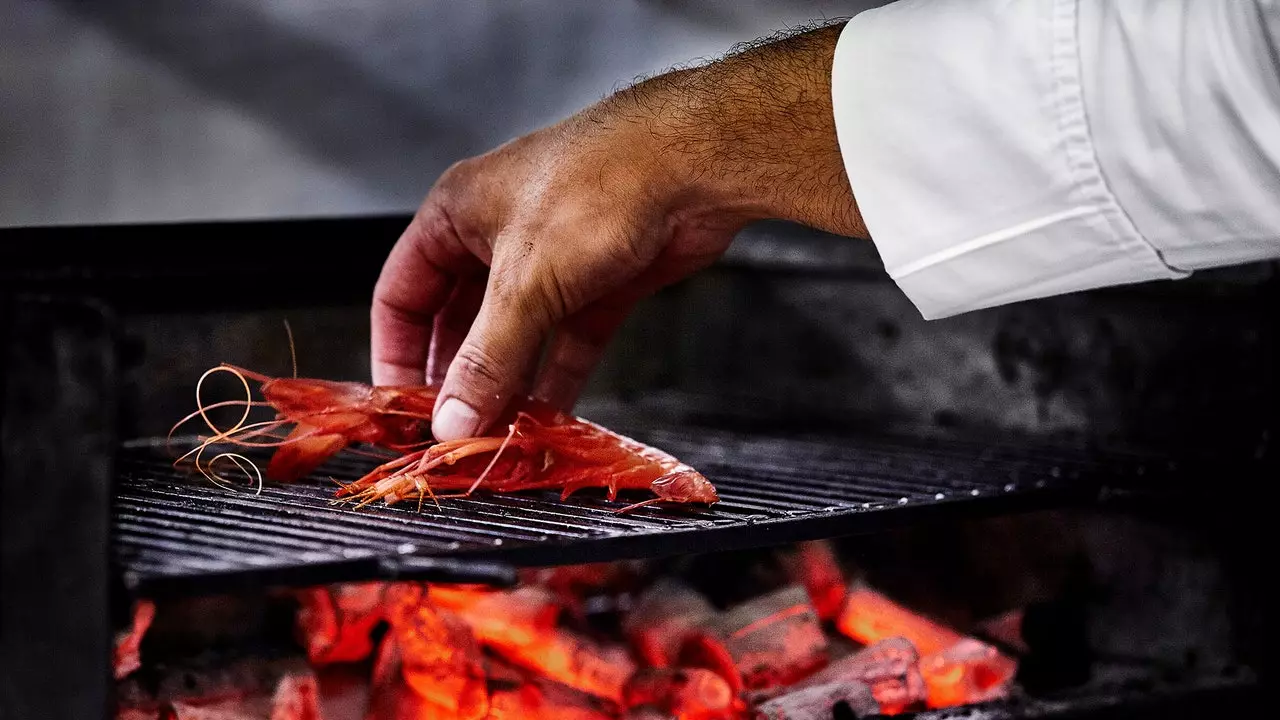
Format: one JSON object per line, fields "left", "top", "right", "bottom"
{"left": 433, "top": 397, "right": 481, "bottom": 442}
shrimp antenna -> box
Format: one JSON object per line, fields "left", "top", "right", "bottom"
{"left": 173, "top": 364, "right": 269, "bottom": 495}
{"left": 464, "top": 415, "right": 523, "bottom": 497}
{"left": 283, "top": 318, "right": 297, "bottom": 379}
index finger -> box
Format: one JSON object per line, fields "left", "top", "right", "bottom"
{"left": 370, "top": 206, "right": 481, "bottom": 386}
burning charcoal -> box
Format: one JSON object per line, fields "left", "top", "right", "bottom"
{"left": 919, "top": 638, "right": 1018, "bottom": 708}
{"left": 503, "top": 626, "right": 637, "bottom": 702}
{"left": 622, "top": 709, "right": 676, "bottom": 720}
{"left": 676, "top": 632, "right": 743, "bottom": 695}
{"left": 427, "top": 584, "right": 561, "bottom": 647}
{"left": 370, "top": 633, "right": 401, "bottom": 690}
{"left": 624, "top": 579, "right": 717, "bottom": 667}
{"left": 622, "top": 668, "right": 738, "bottom": 720}
{"left": 294, "top": 582, "right": 386, "bottom": 665}
{"left": 693, "top": 585, "right": 828, "bottom": 691}
{"left": 364, "top": 635, "right": 409, "bottom": 720}
{"left": 797, "top": 637, "right": 926, "bottom": 714}
{"left": 429, "top": 583, "right": 636, "bottom": 702}
{"left": 779, "top": 541, "right": 847, "bottom": 622}
{"left": 165, "top": 701, "right": 263, "bottom": 719}
{"left": 835, "top": 582, "right": 962, "bottom": 656}
{"left": 974, "top": 607, "right": 1029, "bottom": 654}
{"left": 117, "top": 710, "right": 163, "bottom": 720}
{"left": 834, "top": 582, "right": 1018, "bottom": 709}
{"left": 118, "top": 654, "right": 323, "bottom": 720}
{"left": 268, "top": 669, "right": 322, "bottom": 720}
{"left": 752, "top": 680, "right": 879, "bottom": 720}
{"left": 115, "top": 599, "right": 156, "bottom": 680}
{"left": 521, "top": 560, "right": 648, "bottom": 597}
{"left": 162, "top": 664, "right": 324, "bottom": 720}
{"left": 484, "top": 655, "right": 530, "bottom": 689}
{"left": 366, "top": 633, "right": 489, "bottom": 720}
{"left": 382, "top": 584, "right": 488, "bottom": 719}
{"left": 484, "top": 678, "right": 616, "bottom": 720}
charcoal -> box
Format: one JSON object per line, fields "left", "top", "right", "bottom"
{"left": 117, "top": 654, "right": 317, "bottom": 715}
{"left": 382, "top": 584, "right": 488, "bottom": 719}
{"left": 268, "top": 670, "right": 322, "bottom": 720}
{"left": 622, "top": 709, "right": 676, "bottom": 720}
{"left": 156, "top": 661, "right": 322, "bottom": 720}
{"left": 752, "top": 680, "right": 878, "bottom": 720}
{"left": 920, "top": 638, "right": 1018, "bottom": 708}
{"left": 800, "top": 637, "right": 926, "bottom": 712}
{"left": 623, "top": 668, "right": 736, "bottom": 719}
{"left": 426, "top": 581, "right": 636, "bottom": 702}
{"left": 117, "top": 710, "right": 163, "bottom": 720}
{"left": 294, "top": 582, "right": 386, "bottom": 665}
{"left": 115, "top": 600, "right": 156, "bottom": 680}
{"left": 623, "top": 579, "right": 716, "bottom": 666}
{"left": 484, "top": 687, "right": 613, "bottom": 720}
{"left": 835, "top": 581, "right": 962, "bottom": 656}
{"left": 427, "top": 585, "right": 561, "bottom": 646}
{"left": 974, "top": 607, "right": 1029, "bottom": 654}
{"left": 700, "top": 585, "right": 828, "bottom": 690}
{"left": 778, "top": 541, "right": 847, "bottom": 622}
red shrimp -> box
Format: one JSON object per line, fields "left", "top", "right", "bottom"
{"left": 335, "top": 412, "right": 719, "bottom": 513}
{"left": 171, "top": 365, "right": 718, "bottom": 513}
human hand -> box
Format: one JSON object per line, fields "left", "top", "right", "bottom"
{"left": 371, "top": 21, "right": 866, "bottom": 442}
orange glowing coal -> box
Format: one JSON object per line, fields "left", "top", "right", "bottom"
{"left": 835, "top": 581, "right": 1018, "bottom": 709}
{"left": 122, "top": 548, "right": 1027, "bottom": 719}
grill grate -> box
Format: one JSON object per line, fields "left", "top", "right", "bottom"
{"left": 113, "top": 420, "right": 1185, "bottom": 597}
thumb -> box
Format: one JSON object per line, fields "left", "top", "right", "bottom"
{"left": 430, "top": 252, "right": 560, "bottom": 442}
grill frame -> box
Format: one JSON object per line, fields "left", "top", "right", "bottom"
{"left": 3, "top": 217, "right": 1273, "bottom": 720}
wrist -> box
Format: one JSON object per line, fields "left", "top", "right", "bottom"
{"left": 609, "top": 22, "right": 866, "bottom": 238}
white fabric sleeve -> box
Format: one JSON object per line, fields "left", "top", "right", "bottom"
{"left": 830, "top": 0, "right": 1280, "bottom": 320}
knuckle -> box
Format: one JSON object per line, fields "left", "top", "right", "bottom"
{"left": 371, "top": 294, "right": 432, "bottom": 327}
{"left": 451, "top": 345, "right": 508, "bottom": 393}
{"left": 490, "top": 240, "right": 567, "bottom": 330}
{"left": 434, "top": 157, "right": 479, "bottom": 194}
{"left": 533, "top": 265, "right": 575, "bottom": 326}
{"left": 611, "top": 229, "right": 653, "bottom": 274}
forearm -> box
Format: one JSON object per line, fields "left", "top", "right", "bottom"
{"left": 592, "top": 21, "right": 867, "bottom": 239}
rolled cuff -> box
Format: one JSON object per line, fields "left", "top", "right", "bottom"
{"left": 830, "top": 0, "right": 1187, "bottom": 320}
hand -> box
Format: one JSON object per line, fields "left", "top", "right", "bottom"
{"left": 371, "top": 21, "right": 866, "bottom": 442}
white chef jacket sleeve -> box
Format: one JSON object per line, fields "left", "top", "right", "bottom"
{"left": 830, "top": 0, "right": 1280, "bottom": 320}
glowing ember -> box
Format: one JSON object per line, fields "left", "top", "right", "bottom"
{"left": 294, "top": 582, "right": 386, "bottom": 665}
{"left": 789, "top": 637, "right": 926, "bottom": 714}
{"left": 121, "top": 546, "right": 1029, "bottom": 719}
{"left": 428, "top": 585, "right": 562, "bottom": 650}
{"left": 384, "top": 583, "right": 489, "bottom": 719}
{"left": 423, "top": 584, "right": 636, "bottom": 702}
{"left": 623, "top": 580, "right": 716, "bottom": 667}
{"left": 919, "top": 638, "right": 1018, "bottom": 708}
{"left": 835, "top": 582, "right": 962, "bottom": 655}
{"left": 753, "top": 679, "right": 878, "bottom": 720}
{"left": 269, "top": 671, "right": 322, "bottom": 720}
{"left": 623, "top": 668, "right": 739, "bottom": 719}
{"left": 115, "top": 599, "right": 156, "bottom": 680}
{"left": 835, "top": 581, "right": 1018, "bottom": 708}
{"left": 703, "top": 586, "right": 829, "bottom": 691}
{"left": 159, "top": 665, "right": 323, "bottom": 720}
{"left": 781, "top": 541, "right": 847, "bottom": 622}
{"left": 485, "top": 683, "right": 614, "bottom": 720}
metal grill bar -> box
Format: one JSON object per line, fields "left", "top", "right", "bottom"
{"left": 113, "top": 421, "right": 1186, "bottom": 597}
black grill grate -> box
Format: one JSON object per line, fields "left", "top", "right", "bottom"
{"left": 113, "top": 421, "right": 1183, "bottom": 597}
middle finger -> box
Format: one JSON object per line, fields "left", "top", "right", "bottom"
{"left": 426, "top": 274, "right": 488, "bottom": 386}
